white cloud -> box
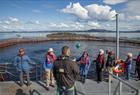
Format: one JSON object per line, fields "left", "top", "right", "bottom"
{"left": 85, "top": 4, "right": 116, "bottom": 20}
{"left": 27, "top": 20, "right": 40, "bottom": 25}
{"left": 61, "top": 2, "right": 117, "bottom": 21}
{"left": 9, "top": 17, "right": 19, "bottom": 22}
{"left": 48, "top": 22, "right": 85, "bottom": 30}
{"left": 87, "top": 21, "right": 100, "bottom": 28}
{"left": 123, "top": 1, "right": 140, "bottom": 15}
{"left": 128, "top": 15, "right": 140, "bottom": 20}
{"left": 49, "top": 23, "right": 69, "bottom": 28}
{"left": 59, "top": 23, "right": 69, "bottom": 28}
{"left": 32, "top": 9, "right": 41, "bottom": 13}
{"left": 35, "top": 20, "right": 40, "bottom": 24}
{"left": 60, "top": 2, "right": 89, "bottom": 19}
{"left": 103, "top": 0, "right": 128, "bottom": 5}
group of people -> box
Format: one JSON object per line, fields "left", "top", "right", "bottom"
{"left": 14, "top": 46, "right": 140, "bottom": 95}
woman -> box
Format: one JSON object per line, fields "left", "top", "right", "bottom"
{"left": 77, "top": 51, "right": 91, "bottom": 83}
{"left": 43, "top": 48, "right": 56, "bottom": 90}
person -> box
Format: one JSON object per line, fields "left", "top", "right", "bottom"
{"left": 106, "top": 51, "right": 115, "bottom": 82}
{"left": 43, "top": 48, "right": 56, "bottom": 90}
{"left": 125, "top": 53, "right": 133, "bottom": 80}
{"left": 77, "top": 51, "right": 91, "bottom": 83}
{"left": 53, "top": 46, "right": 80, "bottom": 95}
{"left": 14, "top": 48, "right": 33, "bottom": 86}
{"left": 136, "top": 52, "right": 140, "bottom": 80}
{"left": 96, "top": 49, "right": 105, "bottom": 83}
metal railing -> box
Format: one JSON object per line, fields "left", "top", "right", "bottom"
{"left": 108, "top": 72, "right": 140, "bottom": 95}
{"left": 0, "top": 57, "right": 44, "bottom": 81}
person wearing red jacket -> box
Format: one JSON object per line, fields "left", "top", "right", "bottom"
{"left": 76, "top": 51, "right": 91, "bottom": 83}
{"left": 136, "top": 52, "right": 140, "bottom": 80}
{"left": 43, "top": 48, "right": 56, "bottom": 90}
{"left": 96, "top": 49, "right": 104, "bottom": 83}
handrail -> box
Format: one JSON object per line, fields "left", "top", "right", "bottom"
{"left": 108, "top": 72, "right": 140, "bottom": 95}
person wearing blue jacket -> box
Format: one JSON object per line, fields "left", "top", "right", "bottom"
{"left": 43, "top": 48, "right": 56, "bottom": 90}
{"left": 14, "top": 48, "right": 33, "bottom": 86}
{"left": 125, "top": 53, "right": 133, "bottom": 80}
{"left": 77, "top": 51, "right": 91, "bottom": 83}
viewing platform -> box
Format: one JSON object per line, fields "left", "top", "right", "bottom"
{"left": 0, "top": 78, "right": 140, "bottom": 95}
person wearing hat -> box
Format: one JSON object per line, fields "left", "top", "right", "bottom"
{"left": 96, "top": 49, "right": 105, "bottom": 83}
{"left": 125, "top": 53, "right": 133, "bottom": 80}
{"left": 14, "top": 48, "right": 34, "bottom": 86}
{"left": 43, "top": 48, "right": 56, "bottom": 90}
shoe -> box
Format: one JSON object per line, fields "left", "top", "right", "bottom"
{"left": 27, "top": 83, "right": 32, "bottom": 86}
{"left": 50, "top": 84, "right": 55, "bottom": 88}
{"left": 19, "top": 83, "right": 23, "bottom": 87}
{"left": 46, "top": 86, "right": 50, "bottom": 91}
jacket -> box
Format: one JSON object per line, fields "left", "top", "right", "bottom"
{"left": 53, "top": 55, "right": 80, "bottom": 89}
{"left": 14, "top": 55, "right": 32, "bottom": 71}
{"left": 96, "top": 54, "right": 104, "bottom": 69}
{"left": 43, "top": 53, "right": 56, "bottom": 69}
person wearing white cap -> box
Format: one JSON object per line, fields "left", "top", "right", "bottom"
{"left": 43, "top": 48, "right": 56, "bottom": 90}
{"left": 96, "top": 49, "right": 105, "bottom": 83}
{"left": 125, "top": 52, "right": 133, "bottom": 80}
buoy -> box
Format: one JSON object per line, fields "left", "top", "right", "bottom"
{"left": 76, "top": 43, "right": 80, "bottom": 49}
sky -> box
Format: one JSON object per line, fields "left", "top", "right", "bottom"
{"left": 0, "top": 0, "right": 140, "bottom": 31}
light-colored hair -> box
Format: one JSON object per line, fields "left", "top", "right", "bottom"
{"left": 128, "top": 52, "right": 132, "bottom": 58}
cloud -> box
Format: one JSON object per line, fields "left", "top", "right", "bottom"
{"left": 60, "top": 2, "right": 89, "bottom": 19}
{"left": 8, "top": 17, "right": 19, "bottom": 22}
{"left": 49, "top": 22, "right": 85, "bottom": 30}
{"left": 85, "top": 4, "right": 116, "bottom": 20}
{"left": 87, "top": 21, "right": 100, "bottom": 28}
{"left": 60, "top": 2, "right": 116, "bottom": 21}
{"left": 122, "top": 1, "right": 140, "bottom": 15}
{"left": 32, "top": 9, "right": 41, "bottom": 13}
{"left": 128, "top": 15, "right": 140, "bottom": 20}
{"left": 103, "top": 0, "right": 128, "bottom": 5}
{"left": 26, "top": 20, "right": 40, "bottom": 25}
{"left": 0, "top": 17, "right": 23, "bottom": 31}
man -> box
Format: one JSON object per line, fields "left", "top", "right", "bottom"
{"left": 43, "top": 48, "right": 56, "bottom": 90}
{"left": 136, "top": 52, "right": 140, "bottom": 80}
{"left": 14, "top": 48, "right": 33, "bottom": 86}
{"left": 106, "top": 51, "right": 115, "bottom": 82}
{"left": 96, "top": 49, "right": 104, "bottom": 83}
{"left": 53, "top": 46, "right": 80, "bottom": 95}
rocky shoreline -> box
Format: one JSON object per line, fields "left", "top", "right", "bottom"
{"left": 0, "top": 33, "right": 140, "bottom": 48}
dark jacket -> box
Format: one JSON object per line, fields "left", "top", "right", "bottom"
{"left": 53, "top": 55, "right": 80, "bottom": 89}
{"left": 106, "top": 54, "right": 115, "bottom": 67}
{"left": 136, "top": 55, "right": 140, "bottom": 69}
{"left": 96, "top": 54, "right": 104, "bottom": 70}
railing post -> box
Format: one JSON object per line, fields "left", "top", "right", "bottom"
{"left": 119, "top": 81, "right": 122, "bottom": 95}
{"left": 108, "top": 73, "right": 111, "bottom": 95}
{"left": 36, "top": 64, "right": 37, "bottom": 81}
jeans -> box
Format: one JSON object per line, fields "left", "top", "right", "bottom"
{"left": 19, "top": 70, "right": 30, "bottom": 85}
{"left": 57, "top": 87, "right": 75, "bottom": 95}
{"left": 126, "top": 66, "right": 131, "bottom": 80}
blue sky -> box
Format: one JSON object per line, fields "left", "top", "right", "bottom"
{"left": 0, "top": 0, "right": 140, "bottom": 31}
